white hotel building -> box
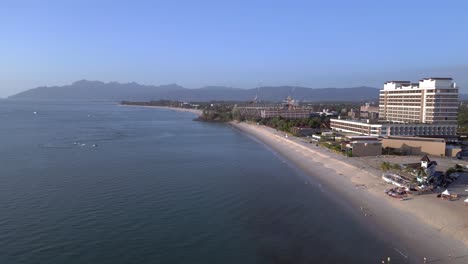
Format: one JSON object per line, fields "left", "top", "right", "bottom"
{"left": 331, "top": 77, "right": 458, "bottom": 138}
{"left": 379, "top": 78, "right": 458, "bottom": 124}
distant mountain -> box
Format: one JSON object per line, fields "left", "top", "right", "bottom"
{"left": 9, "top": 80, "right": 382, "bottom": 102}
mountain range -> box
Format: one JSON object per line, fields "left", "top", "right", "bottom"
{"left": 8, "top": 80, "right": 385, "bottom": 102}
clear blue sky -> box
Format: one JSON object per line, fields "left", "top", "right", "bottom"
{"left": 1, "top": 0, "right": 467, "bottom": 97}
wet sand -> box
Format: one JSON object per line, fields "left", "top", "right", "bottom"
{"left": 231, "top": 121, "right": 468, "bottom": 263}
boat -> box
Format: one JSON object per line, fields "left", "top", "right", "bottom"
{"left": 382, "top": 173, "right": 406, "bottom": 187}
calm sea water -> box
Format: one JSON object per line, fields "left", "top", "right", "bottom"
{"left": 0, "top": 101, "right": 402, "bottom": 263}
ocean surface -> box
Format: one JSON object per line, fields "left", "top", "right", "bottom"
{"left": 0, "top": 101, "right": 403, "bottom": 263}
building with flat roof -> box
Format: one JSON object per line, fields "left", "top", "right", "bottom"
{"left": 379, "top": 78, "right": 458, "bottom": 124}
{"left": 342, "top": 140, "right": 382, "bottom": 157}
{"left": 260, "top": 109, "right": 311, "bottom": 119}
{"left": 331, "top": 119, "right": 383, "bottom": 136}
{"left": 330, "top": 118, "right": 457, "bottom": 137}
{"left": 359, "top": 103, "right": 379, "bottom": 120}
{"left": 381, "top": 136, "right": 461, "bottom": 157}
{"left": 360, "top": 103, "right": 379, "bottom": 113}
{"left": 233, "top": 106, "right": 313, "bottom": 119}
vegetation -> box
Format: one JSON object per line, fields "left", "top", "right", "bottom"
{"left": 380, "top": 162, "right": 401, "bottom": 172}
{"left": 197, "top": 107, "right": 233, "bottom": 122}
{"left": 382, "top": 147, "right": 403, "bottom": 156}
{"left": 455, "top": 164, "right": 464, "bottom": 172}
{"left": 320, "top": 142, "right": 342, "bottom": 153}
{"left": 458, "top": 103, "right": 468, "bottom": 133}
{"left": 255, "top": 117, "right": 324, "bottom": 134}
{"left": 445, "top": 167, "right": 456, "bottom": 176}
{"left": 121, "top": 100, "right": 329, "bottom": 129}
{"left": 380, "top": 162, "right": 390, "bottom": 171}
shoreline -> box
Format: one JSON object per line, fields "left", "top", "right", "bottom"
{"left": 230, "top": 121, "right": 468, "bottom": 263}
{"left": 119, "top": 103, "right": 468, "bottom": 262}
{"left": 120, "top": 104, "right": 203, "bottom": 116}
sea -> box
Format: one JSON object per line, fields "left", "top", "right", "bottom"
{"left": 0, "top": 101, "right": 404, "bottom": 263}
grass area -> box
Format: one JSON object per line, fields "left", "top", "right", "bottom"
{"left": 320, "top": 141, "right": 342, "bottom": 153}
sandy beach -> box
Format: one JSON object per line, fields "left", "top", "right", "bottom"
{"left": 231, "top": 121, "right": 468, "bottom": 263}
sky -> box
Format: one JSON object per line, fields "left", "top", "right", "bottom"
{"left": 1, "top": 0, "right": 467, "bottom": 97}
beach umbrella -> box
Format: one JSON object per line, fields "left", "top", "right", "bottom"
{"left": 442, "top": 189, "right": 450, "bottom": 196}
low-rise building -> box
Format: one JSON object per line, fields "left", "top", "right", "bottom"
{"left": 233, "top": 106, "right": 313, "bottom": 119}
{"left": 345, "top": 140, "right": 382, "bottom": 157}
{"left": 345, "top": 135, "right": 380, "bottom": 141}
{"left": 330, "top": 118, "right": 457, "bottom": 137}
{"left": 330, "top": 119, "right": 382, "bottom": 136}
{"left": 347, "top": 108, "right": 360, "bottom": 118}
{"left": 420, "top": 155, "right": 438, "bottom": 177}
{"left": 382, "top": 136, "right": 446, "bottom": 156}
{"left": 340, "top": 135, "right": 381, "bottom": 157}
{"left": 261, "top": 109, "right": 311, "bottom": 119}
{"left": 359, "top": 103, "right": 379, "bottom": 120}
{"left": 360, "top": 103, "right": 379, "bottom": 113}
{"left": 360, "top": 111, "right": 379, "bottom": 120}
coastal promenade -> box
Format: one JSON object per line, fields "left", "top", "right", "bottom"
{"left": 231, "top": 121, "right": 468, "bottom": 263}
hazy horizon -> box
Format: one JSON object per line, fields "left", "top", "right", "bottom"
{"left": 2, "top": 0, "right": 467, "bottom": 97}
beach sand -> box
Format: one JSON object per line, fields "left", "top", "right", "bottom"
{"left": 231, "top": 121, "right": 468, "bottom": 263}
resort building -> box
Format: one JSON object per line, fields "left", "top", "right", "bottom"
{"left": 233, "top": 106, "right": 313, "bottom": 119}
{"left": 359, "top": 103, "right": 379, "bottom": 120}
{"left": 330, "top": 119, "right": 383, "bottom": 136}
{"left": 331, "top": 77, "right": 459, "bottom": 138}
{"left": 260, "top": 109, "right": 311, "bottom": 119}
{"left": 330, "top": 118, "right": 457, "bottom": 137}
{"left": 360, "top": 103, "right": 379, "bottom": 114}
{"left": 379, "top": 78, "right": 458, "bottom": 124}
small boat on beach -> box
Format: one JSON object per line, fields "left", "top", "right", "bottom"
{"left": 382, "top": 173, "right": 407, "bottom": 187}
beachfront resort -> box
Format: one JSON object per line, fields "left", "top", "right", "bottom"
{"left": 148, "top": 77, "right": 468, "bottom": 202}
{"left": 121, "top": 76, "right": 468, "bottom": 260}
{"left": 123, "top": 77, "right": 468, "bottom": 191}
